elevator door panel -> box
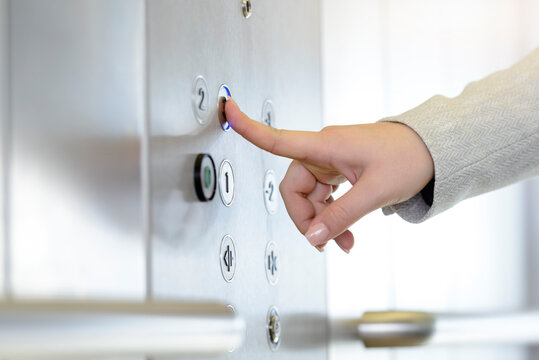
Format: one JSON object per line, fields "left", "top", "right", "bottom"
{"left": 9, "top": 0, "right": 146, "bottom": 299}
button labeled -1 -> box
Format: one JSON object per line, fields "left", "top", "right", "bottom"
{"left": 219, "top": 160, "right": 235, "bottom": 206}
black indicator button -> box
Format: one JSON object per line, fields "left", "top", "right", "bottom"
{"left": 194, "top": 153, "right": 216, "bottom": 202}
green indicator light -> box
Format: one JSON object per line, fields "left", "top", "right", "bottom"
{"left": 204, "top": 166, "right": 212, "bottom": 188}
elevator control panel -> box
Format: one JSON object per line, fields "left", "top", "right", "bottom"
{"left": 148, "top": 2, "right": 326, "bottom": 360}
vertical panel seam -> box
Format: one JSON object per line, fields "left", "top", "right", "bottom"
{"left": 2, "top": 0, "right": 12, "bottom": 301}
{"left": 142, "top": 0, "right": 152, "bottom": 301}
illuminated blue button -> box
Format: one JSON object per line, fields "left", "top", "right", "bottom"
{"left": 218, "top": 84, "right": 231, "bottom": 131}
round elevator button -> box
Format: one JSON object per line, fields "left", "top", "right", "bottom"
{"left": 265, "top": 241, "right": 279, "bottom": 286}
{"left": 194, "top": 154, "right": 216, "bottom": 202}
{"left": 192, "top": 75, "right": 209, "bottom": 125}
{"left": 261, "top": 99, "right": 275, "bottom": 127}
{"left": 220, "top": 235, "right": 236, "bottom": 282}
{"left": 263, "top": 170, "right": 278, "bottom": 214}
{"left": 219, "top": 160, "right": 235, "bottom": 206}
{"left": 217, "top": 84, "right": 232, "bottom": 131}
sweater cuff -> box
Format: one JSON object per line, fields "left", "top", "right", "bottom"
{"left": 377, "top": 95, "right": 449, "bottom": 223}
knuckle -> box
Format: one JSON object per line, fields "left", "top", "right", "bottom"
{"left": 269, "top": 127, "right": 282, "bottom": 154}
{"left": 278, "top": 178, "right": 287, "bottom": 194}
{"left": 326, "top": 202, "right": 351, "bottom": 228}
{"left": 321, "top": 125, "right": 337, "bottom": 133}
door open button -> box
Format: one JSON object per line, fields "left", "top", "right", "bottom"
{"left": 220, "top": 235, "right": 236, "bottom": 282}
{"left": 219, "top": 160, "right": 235, "bottom": 206}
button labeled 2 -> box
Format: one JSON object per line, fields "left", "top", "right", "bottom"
{"left": 219, "top": 160, "right": 235, "bottom": 206}
{"left": 263, "top": 170, "right": 278, "bottom": 214}
{"left": 192, "top": 75, "right": 209, "bottom": 125}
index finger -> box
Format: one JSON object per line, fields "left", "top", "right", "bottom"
{"left": 225, "top": 97, "right": 326, "bottom": 162}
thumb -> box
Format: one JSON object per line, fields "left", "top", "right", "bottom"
{"left": 305, "top": 175, "right": 380, "bottom": 248}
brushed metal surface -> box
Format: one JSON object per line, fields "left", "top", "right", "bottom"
{"left": 147, "top": 1, "right": 327, "bottom": 359}
{"left": 9, "top": 0, "right": 146, "bottom": 299}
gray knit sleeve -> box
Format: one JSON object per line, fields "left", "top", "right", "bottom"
{"left": 379, "top": 47, "right": 539, "bottom": 223}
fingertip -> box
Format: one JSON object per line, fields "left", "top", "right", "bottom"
{"left": 305, "top": 222, "right": 330, "bottom": 246}
{"left": 334, "top": 230, "right": 354, "bottom": 254}
{"left": 224, "top": 97, "right": 245, "bottom": 130}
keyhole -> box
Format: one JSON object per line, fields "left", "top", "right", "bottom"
{"left": 265, "top": 111, "right": 272, "bottom": 126}
{"left": 198, "top": 88, "right": 206, "bottom": 111}
{"left": 225, "top": 172, "right": 229, "bottom": 193}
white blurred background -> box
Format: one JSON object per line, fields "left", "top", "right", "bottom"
{"left": 321, "top": 1, "right": 539, "bottom": 359}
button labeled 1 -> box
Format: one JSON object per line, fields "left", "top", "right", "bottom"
{"left": 219, "top": 160, "right": 235, "bottom": 206}
{"left": 193, "top": 154, "right": 216, "bottom": 201}
{"left": 264, "top": 170, "right": 278, "bottom": 214}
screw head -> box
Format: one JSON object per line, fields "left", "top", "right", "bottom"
{"left": 266, "top": 306, "right": 281, "bottom": 351}
{"left": 242, "top": 0, "right": 252, "bottom": 19}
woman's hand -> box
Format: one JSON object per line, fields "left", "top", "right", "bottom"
{"left": 225, "top": 98, "right": 434, "bottom": 253}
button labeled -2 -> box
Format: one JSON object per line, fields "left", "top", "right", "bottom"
{"left": 263, "top": 170, "right": 278, "bottom": 214}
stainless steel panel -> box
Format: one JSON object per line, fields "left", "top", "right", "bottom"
{"left": 148, "top": 1, "right": 327, "bottom": 359}
{"left": 9, "top": 0, "right": 145, "bottom": 299}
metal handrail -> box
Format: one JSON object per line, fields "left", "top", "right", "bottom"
{"left": 0, "top": 300, "right": 244, "bottom": 358}
{"left": 356, "top": 310, "right": 539, "bottom": 348}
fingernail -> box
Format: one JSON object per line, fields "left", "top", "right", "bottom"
{"left": 337, "top": 243, "right": 351, "bottom": 254}
{"left": 315, "top": 244, "right": 326, "bottom": 253}
{"left": 305, "top": 222, "right": 330, "bottom": 246}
